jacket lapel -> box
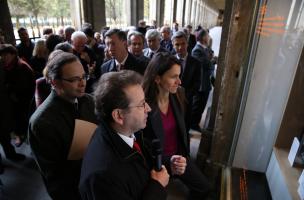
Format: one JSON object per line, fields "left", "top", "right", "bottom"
{"left": 169, "top": 95, "right": 188, "bottom": 151}
{"left": 150, "top": 108, "right": 165, "bottom": 147}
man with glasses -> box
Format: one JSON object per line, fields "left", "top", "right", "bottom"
{"left": 79, "top": 70, "right": 169, "bottom": 200}
{"left": 29, "top": 50, "right": 98, "bottom": 200}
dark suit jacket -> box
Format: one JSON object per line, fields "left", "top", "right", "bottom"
{"left": 79, "top": 120, "right": 167, "bottom": 200}
{"left": 98, "top": 53, "right": 146, "bottom": 79}
{"left": 73, "top": 46, "right": 96, "bottom": 74}
{"left": 136, "top": 54, "right": 150, "bottom": 70}
{"left": 187, "top": 34, "right": 196, "bottom": 53}
{"left": 191, "top": 43, "right": 214, "bottom": 92}
{"left": 143, "top": 46, "right": 169, "bottom": 59}
{"left": 143, "top": 94, "right": 189, "bottom": 172}
{"left": 181, "top": 55, "right": 201, "bottom": 102}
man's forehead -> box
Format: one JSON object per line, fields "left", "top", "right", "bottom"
{"left": 124, "top": 84, "right": 144, "bottom": 101}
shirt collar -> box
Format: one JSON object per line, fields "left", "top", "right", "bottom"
{"left": 117, "top": 133, "right": 135, "bottom": 148}
{"left": 176, "top": 53, "right": 188, "bottom": 60}
{"left": 198, "top": 41, "right": 207, "bottom": 49}
{"left": 115, "top": 53, "right": 129, "bottom": 70}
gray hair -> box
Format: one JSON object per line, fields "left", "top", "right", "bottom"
{"left": 160, "top": 26, "right": 171, "bottom": 33}
{"left": 71, "top": 31, "right": 87, "bottom": 41}
{"left": 145, "top": 29, "right": 161, "bottom": 40}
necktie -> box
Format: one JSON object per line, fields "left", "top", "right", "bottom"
{"left": 120, "top": 63, "right": 124, "bottom": 70}
{"left": 149, "top": 52, "right": 154, "bottom": 59}
{"left": 133, "top": 139, "right": 142, "bottom": 154}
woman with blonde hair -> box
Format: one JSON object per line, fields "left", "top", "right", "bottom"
{"left": 30, "top": 39, "right": 48, "bottom": 78}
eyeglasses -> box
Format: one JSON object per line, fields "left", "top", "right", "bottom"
{"left": 61, "top": 74, "right": 89, "bottom": 83}
{"left": 128, "top": 100, "right": 148, "bottom": 110}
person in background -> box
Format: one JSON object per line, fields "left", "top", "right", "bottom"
{"left": 42, "top": 27, "right": 53, "bottom": 39}
{"left": 71, "top": 31, "right": 96, "bottom": 76}
{"left": 0, "top": 46, "right": 27, "bottom": 171}
{"left": 79, "top": 70, "right": 169, "bottom": 200}
{"left": 142, "top": 52, "right": 210, "bottom": 200}
{"left": 137, "top": 19, "right": 147, "bottom": 36}
{"left": 191, "top": 29, "right": 215, "bottom": 132}
{"left": 16, "top": 27, "right": 35, "bottom": 63}
{"left": 127, "top": 31, "right": 150, "bottom": 69}
{"left": 29, "top": 50, "right": 97, "bottom": 199}
{"left": 64, "top": 26, "right": 75, "bottom": 44}
{"left": 45, "top": 34, "right": 64, "bottom": 53}
{"left": 160, "top": 26, "right": 174, "bottom": 53}
{"left": 143, "top": 29, "right": 168, "bottom": 59}
{"left": 98, "top": 29, "right": 146, "bottom": 78}
{"left": 171, "top": 31, "right": 201, "bottom": 132}
{"left": 172, "top": 22, "right": 179, "bottom": 34}
{"left": 30, "top": 39, "right": 48, "bottom": 79}
{"left": 185, "top": 25, "right": 196, "bottom": 53}
{"left": 0, "top": 44, "right": 35, "bottom": 148}
{"left": 94, "top": 32, "right": 103, "bottom": 45}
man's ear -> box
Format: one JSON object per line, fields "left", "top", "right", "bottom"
{"left": 50, "top": 79, "right": 62, "bottom": 89}
{"left": 112, "top": 109, "right": 124, "bottom": 125}
{"left": 123, "top": 40, "right": 128, "bottom": 49}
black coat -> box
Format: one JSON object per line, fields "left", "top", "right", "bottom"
{"left": 98, "top": 53, "right": 146, "bottom": 78}
{"left": 79, "top": 121, "right": 167, "bottom": 200}
{"left": 29, "top": 91, "right": 97, "bottom": 200}
{"left": 143, "top": 94, "right": 189, "bottom": 172}
{"left": 181, "top": 55, "right": 201, "bottom": 102}
{"left": 143, "top": 47, "right": 169, "bottom": 59}
{"left": 191, "top": 43, "right": 214, "bottom": 92}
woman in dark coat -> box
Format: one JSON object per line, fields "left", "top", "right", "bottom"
{"left": 142, "top": 52, "right": 210, "bottom": 200}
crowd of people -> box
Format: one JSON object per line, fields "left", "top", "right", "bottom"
{"left": 0, "top": 19, "right": 216, "bottom": 199}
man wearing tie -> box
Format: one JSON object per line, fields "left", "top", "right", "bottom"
{"left": 172, "top": 31, "right": 201, "bottom": 131}
{"left": 97, "top": 29, "right": 146, "bottom": 79}
{"left": 79, "top": 70, "right": 169, "bottom": 200}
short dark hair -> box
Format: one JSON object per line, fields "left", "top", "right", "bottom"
{"left": 94, "top": 70, "right": 142, "bottom": 123}
{"left": 127, "top": 31, "right": 145, "bottom": 45}
{"left": 171, "top": 31, "right": 187, "bottom": 42}
{"left": 104, "top": 29, "right": 127, "bottom": 41}
{"left": 46, "top": 34, "right": 64, "bottom": 53}
{"left": 46, "top": 50, "right": 78, "bottom": 81}
{"left": 43, "top": 27, "right": 53, "bottom": 35}
{"left": 142, "top": 52, "right": 181, "bottom": 106}
{"left": 54, "top": 42, "right": 73, "bottom": 52}
{"left": 196, "top": 29, "right": 208, "bottom": 42}
{"left": 0, "top": 44, "right": 18, "bottom": 55}
{"left": 18, "top": 27, "right": 27, "bottom": 34}
{"left": 82, "top": 26, "right": 94, "bottom": 38}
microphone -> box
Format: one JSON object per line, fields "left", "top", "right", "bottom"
{"left": 152, "top": 139, "right": 162, "bottom": 172}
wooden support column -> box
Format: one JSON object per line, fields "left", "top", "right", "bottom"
{"left": 156, "top": 0, "right": 165, "bottom": 27}
{"left": 82, "top": 0, "right": 106, "bottom": 31}
{"left": 127, "top": 0, "right": 144, "bottom": 26}
{"left": 199, "top": 0, "right": 259, "bottom": 165}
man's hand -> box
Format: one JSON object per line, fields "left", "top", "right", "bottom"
{"left": 170, "top": 155, "right": 187, "bottom": 175}
{"left": 151, "top": 165, "right": 170, "bottom": 187}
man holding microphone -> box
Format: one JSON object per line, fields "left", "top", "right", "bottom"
{"left": 79, "top": 70, "right": 169, "bottom": 200}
